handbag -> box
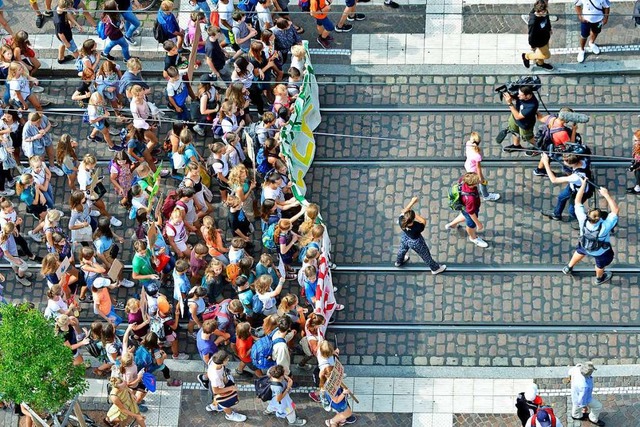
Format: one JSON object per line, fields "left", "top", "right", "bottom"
{"left": 72, "top": 224, "right": 93, "bottom": 243}
{"left": 199, "top": 164, "right": 211, "bottom": 188}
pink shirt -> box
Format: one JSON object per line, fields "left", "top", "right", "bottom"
{"left": 464, "top": 142, "right": 482, "bottom": 173}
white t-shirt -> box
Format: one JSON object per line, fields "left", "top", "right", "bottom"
{"left": 211, "top": 154, "right": 229, "bottom": 177}
{"left": 256, "top": 3, "right": 273, "bottom": 29}
{"left": 207, "top": 362, "right": 227, "bottom": 390}
{"left": 165, "top": 219, "right": 187, "bottom": 243}
{"left": 263, "top": 185, "right": 284, "bottom": 203}
{"left": 0, "top": 209, "right": 17, "bottom": 227}
{"left": 575, "top": 0, "right": 609, "bottom": 23}
{"left": 77, "top": 166, "right": 93, "bottom": 191}
{"left": 218, "top": 0, "right": 235, "bottom": 24}
{"left": 9, "top": 76, "right": 30, "bottom": 102}
{"left": 166, "top": 79, "right": 184, "bottom": 97}
{"left": 45, "top": 298, "right": 68, "bottom": 319}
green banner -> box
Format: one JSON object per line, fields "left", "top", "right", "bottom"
{"left": 279, "top": 40, "right": 321, "bottom": 199}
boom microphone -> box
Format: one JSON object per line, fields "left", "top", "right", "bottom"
{"left": 558, "top": 111, "right": 590, "bottom": 124}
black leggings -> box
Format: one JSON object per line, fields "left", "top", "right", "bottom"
{"left": 248, "top": 85, "right": 265, "bottom": 115}
{"left": 159, "top": 366, "right": 171, "bottom": 379}
{"left": 0, "top": 163, "right": 12, "bottom": 191}
{"left": 15, "top": 234, "right": 34, "bottom": 258}
{"left": 635, "top": 169, "right": 640, "bottom": 186}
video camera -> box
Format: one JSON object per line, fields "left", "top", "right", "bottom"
{"left": 495, "top": 76, "right": 542, "bottom": 97}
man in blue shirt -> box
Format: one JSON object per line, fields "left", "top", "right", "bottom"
{"left": 562, "top": 178, "right": 618, "bottom": 285}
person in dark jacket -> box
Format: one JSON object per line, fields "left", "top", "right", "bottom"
{"left": 522, "top": 0, "right": 553, "bottom": 70}
{"left": 516, "top": 384, "right": 544, "bottom": 426}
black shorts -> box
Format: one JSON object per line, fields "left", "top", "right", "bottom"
{"left": 27, "top": 203, "right": 47, "bottom": 217}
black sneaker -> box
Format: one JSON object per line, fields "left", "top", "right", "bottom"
{"left": 87, "top": 135, "right": 103, "bottom": 142}
{"left": 42, "top": 9, "right": 53, "bottom": 17}
{"left": 384, "top": 0, "right": 399, "bottom": 7}
{"left": 594, "top": 271, "right": 612, "bottom": 285}
{"left": 562, "top": 265, "right": 573, "bottom": 275}
{"left": 394, "top": 255, "right": 410, "bottom": 267}
{"left": 179, "top": 48, "right": 191, "bottom": 55}
{"left": 524, "top": 150, "right": 540, "bottom": 157}
{"left": 533, "top": 168, "right": 547, "bottom": 176}
{"left": 102, "top": 52, "right": 116, "bottom": 61}
{"left": 626, "top": 187, "right": 640, "bottom": 194}
{"left": 344, "top": 415, "right": 358, "bottom": 424}
{"left": 495, "top": 128, "right": 509, "bottom": 144}
{"left": 541, "top": 210, "right": 562, "bottom": 221}
{"left": 335, "top": 24, "right": 353, "bottom": 32}
{"left": 316, "top": 36, "right": 330, "bottom": 49}
{"left": 57, "top": 55, "right": 75, "bottom": 64}
{"left": 538, "top": 63, "right": 554, "bottom": 70}
{"left": 108, "top": 145, "right": 124, "bottom": 152}
{"left": 347, "top": 13, "right": 366, "bottom": 21}
{"left": 35, "top": 14, "right": 44, "bottom": 28}
{"left": 197, "top": 374, "right": 209, "bottom": 390}
{"left": 522, "top": 53, "right": 530, "bottom": 68}
{"left": 502, "top": 144, "right": 521, "bottom": 153}
{"left": 124, "top": 35, "right": 138, "bottom": 46}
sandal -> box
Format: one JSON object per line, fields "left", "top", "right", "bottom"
{"left": 104, "top": 417, "right": 117, "bottom": 427}
{"left": 167, "top": 379, "right": 182, "bottom": 387}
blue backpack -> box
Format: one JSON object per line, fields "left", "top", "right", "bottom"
{"left": 96, "top": 21, "right": 108, "bottom": 40}
{"left": 134, "top": 346, "right": 158, "bottom": 372}
{"left": 250, "top": 331, "right": 286, "bottom": 370}
{"left": 237, "top": 0, "right": 259, "bottom": 25}
{"left": 262, "top": 223, "right": 277, "bottom": 250}
{"left": 252, "top": 293, "right": 264, "bottom": 314}
{"left": 256, "top": 147, "right": 271, "bottom": 176}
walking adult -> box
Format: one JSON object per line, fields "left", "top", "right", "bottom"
{"left": 562, "top": 179, "right": 617, "bottom": 285}
{"left": 395, "top": 196, "right": 446, "bottom": 274}
{"left": 626, "top": 130, "right": 640, "bottom": 194}
{"left": 445, "top": 172, "right": 489, "bottom": 248}
{"left": 540, "top": 153, "right": 592, "bottom": 223}
{"left": 568, "top": 362, "right": 605, "bottom": 426}
{"left": 207, "top": 350, "right": 248, "bottom": 423}
{"left": 522, "top": 0, "right": 553, "bottom": 70}
{"left": 575, "top": 0, "right": 610, "bottom": 63}
{"left": 496, "top": 85, "right": 539, "bottom": 154}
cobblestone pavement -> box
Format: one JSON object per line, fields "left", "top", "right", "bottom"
{"left": 305, "top": 165, "right": 638, "bottom": 265}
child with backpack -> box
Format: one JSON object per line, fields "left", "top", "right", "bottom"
{"left": 202, "top": 258, "right": 228, "bottom": 303}
{"left": 208, "top": 142, "right": 233, "bottom": 202}
{"left": 300, "top": 265, "right": 318, "bottom": 308}
{"left": 254, "top": 274, "right": 285, "bottom": 316}
{"left": 166, "top": 66, "right": 193, "bottom": 122}
{"left": 165, "top": 208, "right": 191, "bottom": 258}
{"left": 157, "top": 0, "right": 187, "bottom": 53}
{"left": 227, "top": 195, "right": 253, "bottom": 243}
{"left": 256, "top": 253, "right": 279, "bottom": 284}
{"left": 274, "top": 219, "right": 300, "bottom": 280}
{"left": 172, "top": 259, "right": 192, "bottom": 315}
{"left": 263, "top": 364, "right": 307, "bottom": 425}
{"left": 109, "top": 151, "right": 134, "bottom": 207}
{"left": 228, "top": 237, "right": 247, "bottom": 265}
{"left": 235, "top": 322, "right": 263, "bottom": 376}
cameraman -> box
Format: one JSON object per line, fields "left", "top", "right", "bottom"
{"left": 498, "top": 85, "right": 539, "bottom": 154}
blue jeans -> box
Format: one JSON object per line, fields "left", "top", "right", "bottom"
{"left": 553, "top": 184, "right": 576, "bottom": 219}
{"left": 194, "top": 1, "right": 212, "bottom": 17}
{"left": 3, "top": 81, "right": 9, "bottom": 105}
{"left": 104, "top": 37, "right": 131, "bottom": 60}
{"left": 122, "top": 6, "right": 141, "bottom": 39}
{"left": 43, "top": 185, "right": 54, "bottom": 209}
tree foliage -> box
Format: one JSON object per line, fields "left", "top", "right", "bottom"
{"left": 0, "top": 303, "right": 87, "bottom": 414}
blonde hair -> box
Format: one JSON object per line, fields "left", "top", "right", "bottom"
{"left": 318, "top": 340, "right": 334, "bottom": 358}
{"left": 467, "top": 131, "right": 481, "bottom": 154}
{"left": 278, "top": 294, "right": 298, "bottom": 313}
{"left": 160, "top": 0, "right": 174, "bottom": 10}
{"left": 291, "top": 44, "right": 305, "bottom": 59}
{"left": 254, "top": 274, "right": 274, "bottom": 295}
{"left": 273, "top": 83, "right": 287, "bottom": 96}
{"left": 462, "top": 172, "right": 481, "bottom": 186}
{"left": 82, "top": 153, "right": 97, "bottom": 167}
{"left": 127, "top": 58, "right": 142, "bottom": 72}
{"left": 125, "top": 298, "right": 140, "bottom": 314}
{"left": 88, "top": 91, "right": 105, "bottom": 106}
{"left": 228, "top": 164, "right": 248, "bottom": 187}
{"left": 130, "top": 84, "right": 145, "bottom": 97}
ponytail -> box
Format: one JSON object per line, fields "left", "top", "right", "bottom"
{"left": 400, "top": 210, "right": 415, "bottom": 229}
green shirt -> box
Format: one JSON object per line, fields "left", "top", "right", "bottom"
{"left": 132, "top": 249, "right": 155, "bottom": 278}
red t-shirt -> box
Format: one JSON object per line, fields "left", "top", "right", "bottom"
{"left": 236, "top": 336, "right": 254, "bottom": 363}
{"left": 460, "top": 181, "right": 481, "bottom": 215}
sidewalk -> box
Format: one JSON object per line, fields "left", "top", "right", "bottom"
{"left": 69, "top": 362, "right": 640, "bottom": 427}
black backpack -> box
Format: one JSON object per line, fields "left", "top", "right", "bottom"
{"left": 153, "top": 21, "right": 172, "bottom": 43}
{"left": 634, "top": 0, "right": 640, "bottom": 26}
{"left": 569, "top": 167, "right": 595, "bottom": 200}
{"left": 579, "top": 222, "right": 609, "bottom": 252}
{"left": 254, "top": 376, "right": 281, "bottom": 402}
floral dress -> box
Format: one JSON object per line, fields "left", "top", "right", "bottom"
{"left": 110, "top": 160, "right": 133, "bottom": 198}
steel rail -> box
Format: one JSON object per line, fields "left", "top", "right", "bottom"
{"left": 327, "top": 322, "right": 640, "bottom": 333}
{"left": 41, "top": 106, "right": 640, "bottom": 114}
{"left": 2, "top": 263, "right": 638, "bottom": 273}
{"left": 311, "top": 159, "right": 631, "bottom": 167}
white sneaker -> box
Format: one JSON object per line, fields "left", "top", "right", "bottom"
{"left": 483, "top": 193, "right": 500, "bottom": 201}
{"left": 431, "top": 264, "right": 447, "bottom": 275}
{"left": 193, "top": 125, "right": 205, "bottom": 136}
{"left": 444, "top": 223, "right": 460, "bottom": 230}
{"left": 520, "top": 14, "right": 528, "bottom": 24}
{"left": 28, "top": 230, "right": 43, "bottom": 243}
{"left": 49, "top": 165, "right": 64, "bottom": 177}
{"left": 225, "top": 412, "right": 247, "bottom": 423}
{"left": 589, "top": 41, "right": 600, "bottom": 55}
{"left": 205, "top": 404, "right": 223, "bottom": 412}
{"left": 109, "top": 217, "right": 122, "bottom": 227}
{"left": 108, "top": 127, "right": 121, "bottom": 136}
{"left": 16, "top": 276, "right": 31, "bottom": 287}
{"left": 0, "top": 189, "right": 15, "bottom": 196}
{"left": 90, "top": 210, "right": 101, "bottom": 217}
{"left": 469, "top": 237, "right": 489, "bottom": 248}
{"left": 120, "top": 278, "right": 135, "bottom": 288}
{"left": 577, "top": 49, "right": 585, "bottom": 63}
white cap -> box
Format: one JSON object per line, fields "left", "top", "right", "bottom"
{"left": 524, "top": 383, "right": 539, "bottom": 401}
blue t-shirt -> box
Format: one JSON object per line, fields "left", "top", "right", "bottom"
{"left": 172, "top": 271, "right": 191, "bottom": 301}
{"left": 303, "top": 277, "right": 317, "bottom": 306}
{"left": 196, "top": 329, "right": 218, "bottom": 361}
{"left": 157, "top": 11, "right": 179, "bottom": 34}
{"left": 94, "top": 235, "right": 113, "bottom": 255}
{"left": 20, "top": 186, "right": 35, "bottom": 206}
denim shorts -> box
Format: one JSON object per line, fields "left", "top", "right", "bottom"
{"left": 576, "top": 245, "right": 614, "bottom": 268}
{"left": 461, "top": 210, "right": 476, "bottom": 228}
{"left": 580, "top": 21, "right": 603, "bottom": 39}
{"left": 316, "top": 16, "right": 335, "bottom": 32}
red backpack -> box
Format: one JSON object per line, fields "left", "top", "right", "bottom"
{"left": 161, "top": 190, "right": 187, "bottom": 220}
